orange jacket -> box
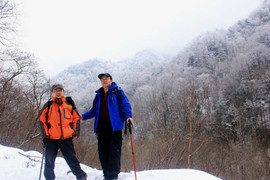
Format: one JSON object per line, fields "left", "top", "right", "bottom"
{"left": 39, "top": 97, "right": 82, "bottom": 140}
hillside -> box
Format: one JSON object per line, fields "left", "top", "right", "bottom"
{"left": 49, "top": 2, "right": 270, "bottom": 179}
{"left": 54, "top": 49, "right": 168, "bottom": 112}
{"left": 1, "top": 1, "right": 270, "bottom": 179}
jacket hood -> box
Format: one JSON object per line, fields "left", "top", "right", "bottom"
{"left": 109, "top": 82, "right": 118, "bottom": 91}
{"left": 96, "top": 82, "right": 118, "bottom": 94}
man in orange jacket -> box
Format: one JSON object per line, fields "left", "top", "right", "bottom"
{"left": 39, "top": 84, "right": 87, "bottom": 180}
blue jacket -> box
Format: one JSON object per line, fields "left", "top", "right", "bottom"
{"left": 82, "top": 82, "right": 132, "bottom": 132}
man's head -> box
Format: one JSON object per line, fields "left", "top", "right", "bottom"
{"left": 51, "top": 84, "right": 64, "bottom": 98}
{"left": 98, "top": 73, "right": 113, "bottom": 89}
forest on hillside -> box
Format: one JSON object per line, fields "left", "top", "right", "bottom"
{"left": 1, "top": 0, "right": 270, "bottom": 179}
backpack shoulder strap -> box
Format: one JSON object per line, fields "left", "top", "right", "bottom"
{"left": 66, "top": 96, "right": 74, "bottom": 106}
{"left": 45, "top": 99, "right": 53, "bottom": 123}
{"left": 111, "top": 87, "right": 125, "bottom": 120}
{"left": 66, "top": 96, "right": 75, "bottom": 114}
{"left": 111, "top": 87, "right": 120, "bottom": 105}
{"left": 111, "top": 87, "right": 121, "bottom": 100}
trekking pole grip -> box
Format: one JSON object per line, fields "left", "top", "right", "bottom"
{"left": 127, "top": 120, "right": 132, "bottom": 135}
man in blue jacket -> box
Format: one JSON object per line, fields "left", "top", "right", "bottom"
{"left": 82, "top": 73, "right": 134, "bottom": 180}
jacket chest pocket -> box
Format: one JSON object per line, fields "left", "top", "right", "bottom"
{"left": 63, "top": 108, "right": 72, "bottom": 120}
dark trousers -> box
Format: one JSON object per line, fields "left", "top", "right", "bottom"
{"left": 44, "top": 138, "right": 86, "bottom": 180}
{"left": 97, "top": 128, "right": 123, "bottom": 179}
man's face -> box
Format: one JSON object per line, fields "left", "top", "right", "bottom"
{"left": 100, "top": 76, "right": 112, "bottom": 88}
{"left": 51, "top": 88, "right": 64, "bottom": 98}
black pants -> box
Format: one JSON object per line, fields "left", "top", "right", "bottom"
{"left": 97, "top": 124, "right": 123, "bottom": 179}
{"left": 44, "top": 138, "right": 86, "bottom": 180}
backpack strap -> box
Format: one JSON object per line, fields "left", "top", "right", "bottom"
{"left": 111, "top": 87, "right": 122, "bottom": 106}
{"left": 111, "top": 87, "right": 119, "bottom": 106}
{"left": 45, "top": 99, "right": 53, "bottom": 128}
{"left": 111, "top": 87, "right": 125, "bottom": 121}
{"left": 66, "top": 96, "right": 75, "bottom": 115}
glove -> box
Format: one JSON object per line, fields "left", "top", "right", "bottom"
{"left": 43, "top": 138, "right": 48, "bottom": 147}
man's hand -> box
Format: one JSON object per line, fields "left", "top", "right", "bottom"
{"left": 126, "top": 118, "right": 134, "bottom": 124}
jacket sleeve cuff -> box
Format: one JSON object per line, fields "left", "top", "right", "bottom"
{"left": 82, "top": 113, "right": 87, "bottom": 120}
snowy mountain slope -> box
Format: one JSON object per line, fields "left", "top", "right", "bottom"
{"left": 0, "top": 144, "right": 221, "bottom": 180}
{"left": 51, "top": 1, "right": 270, "bottom": 113}
{"left": 52, "top": 49, "right": 169, "bottom": 112}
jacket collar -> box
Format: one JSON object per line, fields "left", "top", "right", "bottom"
{"left": 97, "top": 82, "right": 118, "bottom": 94}
{"left": 52, "top": 96, "right": 66, "bottom": 102}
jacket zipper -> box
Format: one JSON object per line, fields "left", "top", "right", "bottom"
{"left": 58, "top": 107, "right": 64, "bottom": 139}
{"left": 107, "top": 92, "right": 114, "bottom": 132}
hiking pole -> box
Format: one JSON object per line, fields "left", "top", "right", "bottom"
{"left": 39, "top": 143, "right": 46, "bottom": 180}
{"left": 127, "top": 120, "right": 137, "bottom": 180}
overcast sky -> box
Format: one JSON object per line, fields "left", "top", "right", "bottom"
{"left": 14, "top": 0, "right": 263, "bottom": 77}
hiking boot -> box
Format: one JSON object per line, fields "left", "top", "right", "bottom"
{"left": 77, "top": 174, "right": 87, "bottom": 180}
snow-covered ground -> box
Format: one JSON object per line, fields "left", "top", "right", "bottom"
{"left": 0, "top": 144, "right": 222, "bottom": 180}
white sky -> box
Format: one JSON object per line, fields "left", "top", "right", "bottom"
{"left": 13, "top": 0, "right": 263, "bottom": 77}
